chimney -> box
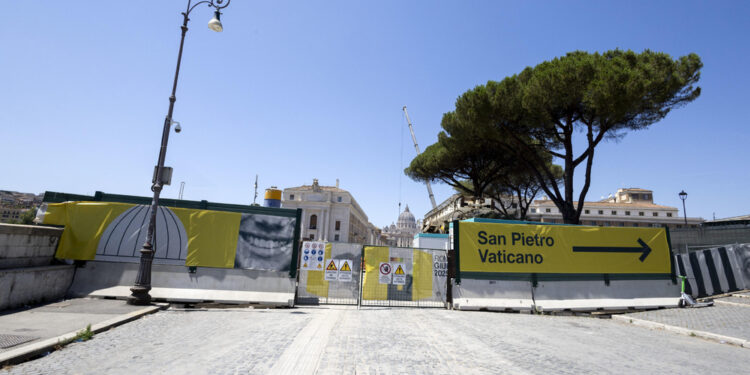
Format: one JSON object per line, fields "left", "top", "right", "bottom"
{"left": 336, "top": 179, "right": 340, "bottom": 188}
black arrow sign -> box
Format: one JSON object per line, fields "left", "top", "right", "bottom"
{"left": 572, "top": 238, "right": 652, "bottom": 262}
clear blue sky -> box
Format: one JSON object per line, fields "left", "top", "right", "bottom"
{"left": 2, "top": 1, "right": 748, "bottom": 227}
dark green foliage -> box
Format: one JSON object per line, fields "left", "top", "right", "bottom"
{"left": 455, "top": 49, "right": 701, "bottom": 224}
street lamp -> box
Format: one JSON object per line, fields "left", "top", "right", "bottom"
{"left": 678, "top": 190, "right": 688, "bottom": 227}
{"left": 129, "top": 0, "right": 231, "bottom": 306}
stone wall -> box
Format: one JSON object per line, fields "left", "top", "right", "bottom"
{"left": 0, "top": 224, "right": 74, "bottom": 310}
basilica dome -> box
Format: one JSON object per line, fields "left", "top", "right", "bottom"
{"left": 397, "top": 205, "right": 416, "bottom": 230}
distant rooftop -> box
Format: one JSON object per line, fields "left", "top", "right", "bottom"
{"left": 285, "top": 178, "right": 349, "bottom": 193}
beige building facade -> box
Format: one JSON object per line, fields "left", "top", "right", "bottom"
{"left": 527, "top": 188, "right": 703, "bottom": 228}
{"left": 282, "top": 179, "right": 383, "bottom": 245}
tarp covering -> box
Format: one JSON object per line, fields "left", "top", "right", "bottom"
{"left": 39, "top": 201, "right": 297, "bottom": 271}
{"left": 361, "top": 246, "right": 447, "bottom": 306}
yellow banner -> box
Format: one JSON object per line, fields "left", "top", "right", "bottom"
{"left": 458, "top": 222, "right": 671, "bottom": 274}
{"left": 43, "top": 202, "right": 132, "bottom": 260}
{"left": 42, "top": 202, "right": 240, "bottom": 268}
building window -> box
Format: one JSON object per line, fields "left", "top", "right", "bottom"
{"left": 289, "top": 194, "right": 295, "bottom": 200}
{"left": 335, "top": 220, "right": 341, "bottom": 231}
{"left": 598, "top": 210, "right": 604, "bottom": 215}
{"left": 309, "top": 234, "right": 315, "bottom": 240}
{"left": 653, "top": 212, "right": 659, "bottom": 217}
{"left": 639, "top": 212, "right": 644, "bottom": 216}
{"left": 334, "top": 234, "right": 340, "bottom": 241}
{"left": 584, "top": 209, "right": 590, "bottom": 214}
{"left": 624, "top": 211, "right": 630, "bottom": 216}
{"left": 545, "top": 208, "right": 551, "bottom": 213}
{"left": 309, "top": 215, "right": 317, "bottom": 229}
{"left": 644, "top": 194, "right": 650, "bottom": 200}
{"left": 337, "top": 196, "right": 342, "bottom": 202}
{"left": 667, "top": 213, "right": 673, "bottom": 217}
{"left": 632, "top": 194, "right": 639, "bottom": 200}
{"left": 530, "top": 208, "right": 536, "bottom": 213}
{"left": 611, "top": 211, "right": 617, "bottom": 215}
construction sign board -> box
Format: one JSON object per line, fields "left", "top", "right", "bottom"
{"left": 338, "top": 259, "right": 353, "bottom": 282}
{"left": 324, "top": 259, "right": 339, "bottom": 281}
{"left": 301, "top": 241, "right": 326, "bottom": 271}
{"left": 392, "top": 263, "right": 407, "bottom": 285}
{"left": 457, "top": 221, "right": 672, "bottom": 278}
{"left": 379, "top": 262, "right": 392, "bottom": 284}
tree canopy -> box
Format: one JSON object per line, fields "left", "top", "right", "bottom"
{"left": 466, "top": 49, "right": 701, "bottom": 223}
{"left": 405, "top": 90, "right": 561, "bottom": 220}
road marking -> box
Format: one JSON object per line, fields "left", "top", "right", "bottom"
{"left": 268, "top": 309, "right": 342, "bottom": 374}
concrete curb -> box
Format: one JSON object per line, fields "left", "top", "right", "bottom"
{"left": 0, "top": 304, "right": 166, "bottom": 366}
{"left": 612, "top": 314, "right": 750, "bottom": 349}
{"left": 714, "top": 300, "right": 750, "bottom": 308}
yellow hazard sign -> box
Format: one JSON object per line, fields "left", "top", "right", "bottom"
{"left": 395, "top": 264, "right": 405, "bottom": 275}
{"left": 326, "top": 260, "right": 338, "bottom": 271}
{"left": 340, "top": 260, "right": 351, "bottom": 272}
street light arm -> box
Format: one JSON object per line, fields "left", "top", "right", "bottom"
{"left": 187, "top": 0, "right": 231, "bottom": 16}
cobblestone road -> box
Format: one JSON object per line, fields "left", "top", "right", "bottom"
{"left": 3, "top": 307, "right": 749, "bottom": 374}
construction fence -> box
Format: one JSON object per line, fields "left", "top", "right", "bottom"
{"left": 295, "top": 243, "right": 449, "bottom": 308}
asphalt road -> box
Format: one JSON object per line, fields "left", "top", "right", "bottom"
{"left": 3, "top": 306, "right": 749, "bottom": 374}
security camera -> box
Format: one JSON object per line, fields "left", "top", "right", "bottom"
{"left": 172, "top": 120, "right": 182, "bottom": 133}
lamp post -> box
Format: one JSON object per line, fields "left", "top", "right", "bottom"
{"left": 129, "top": 0, "right": 231, "bottom": 306}
{"left": 678, "top": 190, "right": 688, "bottom": 227}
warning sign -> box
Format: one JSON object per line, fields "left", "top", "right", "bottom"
{"left": 324, "top": 259, "right": 339, "bottom": 281}
{"left": 392, "top": 263, "right": 406, "bottom": 285}
{"left": 338, "top": 259, "right": 353, "bottom": 282}
{"left": 379, "top": 262, "right": 392, "bottom": 284}
{"left": 301, "top": 241, "right": 326, "bottom": 270}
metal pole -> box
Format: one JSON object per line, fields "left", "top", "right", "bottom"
{"left": 682, "top": 198, "right": 687, "bottom": 226}
{"left": 179, "top": 181, "right": 185, "bottom": 200}
{"left": 128, "top": 7, "right": 192, "bottom": 306}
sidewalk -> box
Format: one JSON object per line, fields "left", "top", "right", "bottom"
{"left": 0, "top": 298, "right": 163, "bottom": 366}
{"left": 614, "top": 291, "right": 750, "bottom": 348}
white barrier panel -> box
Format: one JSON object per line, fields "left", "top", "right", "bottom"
{"left": 452, "top": 279, "right": 534, "bottom": 311}
{"left": 532, "top": 279, "right": 680, "bottom": 311}
{"left": 67, "top": 261, "right": 296, "bottom": 306}
{"left": 453, "top": 279, "right": 679, "bottom": 311}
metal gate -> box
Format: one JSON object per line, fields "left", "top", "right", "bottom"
{"left": 360, "top": 246, "right": 448, "bottom": 308}
{"left": 296, "top": 242, "right": 361, "bottom": 305}
{"left": 296, "top": 243, "right": 449, "bottom": 307}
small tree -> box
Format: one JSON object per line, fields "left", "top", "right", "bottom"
{"left": 20, "top": 207, "right": 38, "bottom": 225}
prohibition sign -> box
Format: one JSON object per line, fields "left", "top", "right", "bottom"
{"left": 380, "top": 263, "right": 392, "bottom": 275}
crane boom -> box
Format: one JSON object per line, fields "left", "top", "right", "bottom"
{"left": 403, "top": 106, "right": 437, "bottom": 209}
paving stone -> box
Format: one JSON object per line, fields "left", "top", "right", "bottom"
{"left": 3, "top": 307, "right": 749, "bottom": 374}
{"left": 624, "top": 302, "right": 750, "bottom": 341}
